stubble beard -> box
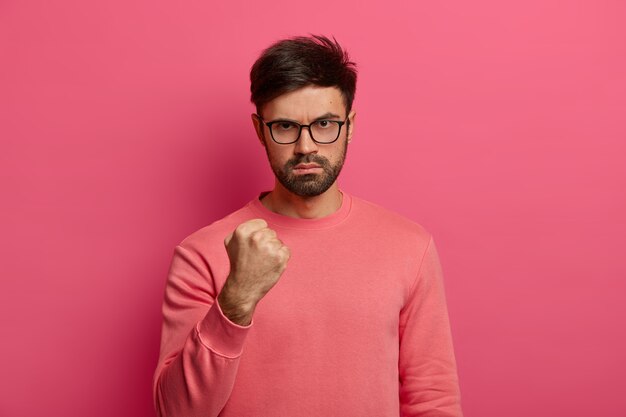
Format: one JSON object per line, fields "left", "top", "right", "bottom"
{"left": 267, "top": 140, "right": 347, "bottom": 197}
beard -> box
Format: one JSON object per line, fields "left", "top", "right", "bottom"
{"left": 267, "top": 140, "right": 347, "bottom": 197}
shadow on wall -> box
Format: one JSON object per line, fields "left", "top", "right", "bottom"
{"left": 186, "top": 104, "right": 270, "bottom": 227}
{"left": 138, "top": 100, "right": 270, "bottom": 415}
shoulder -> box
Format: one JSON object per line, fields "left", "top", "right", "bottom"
{"left": 345, "top": 193, "right": 435, "bottom": 280}
{"left": 348, "top": 193, "right": 433, "bottom": 243}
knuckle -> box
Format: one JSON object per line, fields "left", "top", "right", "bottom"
{"left": 250, "top": 230, "right": 264, "bottom": 242}
{"left": 235, "top": 219, "right": 267, "bottom": 236}
{"left": 249, "top": 218, "right": 268, "bottom": 229}
{"left": 257, "top": 228, "right": 278, "bottom": 243}
{"left": 234, "top": 223, "right": 248, "bottom": 237}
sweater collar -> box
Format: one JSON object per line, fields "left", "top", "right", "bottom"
{"left": 248, "top": 189, "right": 352, "bottom": 230}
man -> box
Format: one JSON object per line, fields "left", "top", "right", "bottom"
{"left": 153, "top": 35, "right": 463, "bottom": 417}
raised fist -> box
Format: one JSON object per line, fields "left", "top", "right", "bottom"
{"left": 218, "top": 219, "right": 290, "bottom": 324}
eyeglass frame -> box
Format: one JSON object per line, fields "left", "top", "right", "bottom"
{"left": 255, "top": 114, "right": 349, "bottom": 145}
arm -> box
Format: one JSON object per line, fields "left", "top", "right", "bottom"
{"left": 153, "top": 218, "right": 289, "bottom": 417}
{"left": 153, "top": 244, "right": 252, "bottom": 417}
{"left": 399, "top": 236, "right": 463, "bottom": 417}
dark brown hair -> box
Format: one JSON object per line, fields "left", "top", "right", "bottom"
{"left": 250, "top": 35, "right": 357, "bottom": 116}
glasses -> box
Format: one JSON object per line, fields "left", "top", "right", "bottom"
{"left": 256, "top": 115, "right": 348, "bottom": 144}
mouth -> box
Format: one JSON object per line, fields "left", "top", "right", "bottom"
{"left": 292, "top": 163, "right": 323, "bottom": 175}
{"left": 294, "top": 163, "right": 321, "bottom": 169}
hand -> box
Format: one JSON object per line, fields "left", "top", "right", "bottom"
{"left": 218, "top": 219, "right": 290, "bottom": 324}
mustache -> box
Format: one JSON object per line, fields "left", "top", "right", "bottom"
{"left": 285, "top": 155, "right": 330, "bottom": 169}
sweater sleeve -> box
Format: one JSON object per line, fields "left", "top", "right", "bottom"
{"left": 153, "top": 244, "right": 252, "bottom": 417}
{"left": 399, "top": 236, "right": 463, "bottom": 417}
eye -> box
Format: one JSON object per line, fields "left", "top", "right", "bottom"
{"left": 275, "top": 121, "right": 297, "bottom": 131}
{"left": 314, "top": 120, "right": 334, "bottom": 129}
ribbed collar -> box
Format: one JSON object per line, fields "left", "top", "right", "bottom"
{"left": 248, "top": 190, "right": 352, "bottom": 230}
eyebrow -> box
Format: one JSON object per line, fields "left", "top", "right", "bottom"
{"left": 313, "top": 112, "right": 342, "bottom": 120}
{"left": 269, "top": 112, "right": 343, "bottom": 123}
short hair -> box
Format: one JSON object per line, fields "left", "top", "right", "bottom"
{"left": 250, "top": 34, "right": 357, "bottom": 116}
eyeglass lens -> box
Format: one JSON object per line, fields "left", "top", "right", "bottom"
{"left": 271, "top": 120, "right": 341, "bottom": 144}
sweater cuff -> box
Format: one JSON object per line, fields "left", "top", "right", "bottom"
{"left": 196, "top": 300, "right": 253, "bottom": 358}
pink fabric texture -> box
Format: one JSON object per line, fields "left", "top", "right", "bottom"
{"left": 153, "top": 190, "right": 462, "bottom": 416}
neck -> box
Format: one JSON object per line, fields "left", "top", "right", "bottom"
{"left": 261, "top": 182, "right": 343, "bottom": 219}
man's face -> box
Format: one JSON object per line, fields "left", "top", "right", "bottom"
{"left": 252, "top": 85, "right": 356, "bottom": 197}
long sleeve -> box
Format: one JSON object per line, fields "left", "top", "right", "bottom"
{"left": 399, "top": 236, "right": 463, "bottom": 417}
{"left": 153, "top": 244, "right": 252, "bottom": 417}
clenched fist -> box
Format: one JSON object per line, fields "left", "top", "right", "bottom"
{"left": 217, "top": 219, "right": 290, "bottom": 325}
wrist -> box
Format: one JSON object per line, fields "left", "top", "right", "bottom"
{"left": 217, "top": 281, "right": 257, "bottom": 326}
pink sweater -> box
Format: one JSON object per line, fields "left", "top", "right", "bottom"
{"left": 153, "top": 191, "right": 463, "bottom": 416}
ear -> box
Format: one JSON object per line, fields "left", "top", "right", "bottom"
{"left": 346, "top": 110, "right": 356, "bottom": 143}
{"left": 251, "top": 113, "right": 266, "bottom": 147}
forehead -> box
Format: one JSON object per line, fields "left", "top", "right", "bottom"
{"left": 262, "top": 85, "right": 345, "bottom": 120}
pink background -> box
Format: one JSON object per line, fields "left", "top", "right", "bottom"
{"left": 1, "top": 0, "right": 625, "bottom": 416}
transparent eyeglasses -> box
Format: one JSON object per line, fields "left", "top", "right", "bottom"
{"left": 256, "top": 115, "right": 348, "bottom": 144}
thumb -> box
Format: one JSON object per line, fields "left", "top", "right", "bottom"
{"left": 224, "top": 232, "right": 233, "bottom": 247}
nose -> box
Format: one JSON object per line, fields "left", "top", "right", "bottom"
{"left": 294, "top": 126, "right": 318, "bottom": 155}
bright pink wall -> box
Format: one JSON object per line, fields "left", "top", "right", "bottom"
{"left": 1, "top": 1, "right": 625, "bottom": 416}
